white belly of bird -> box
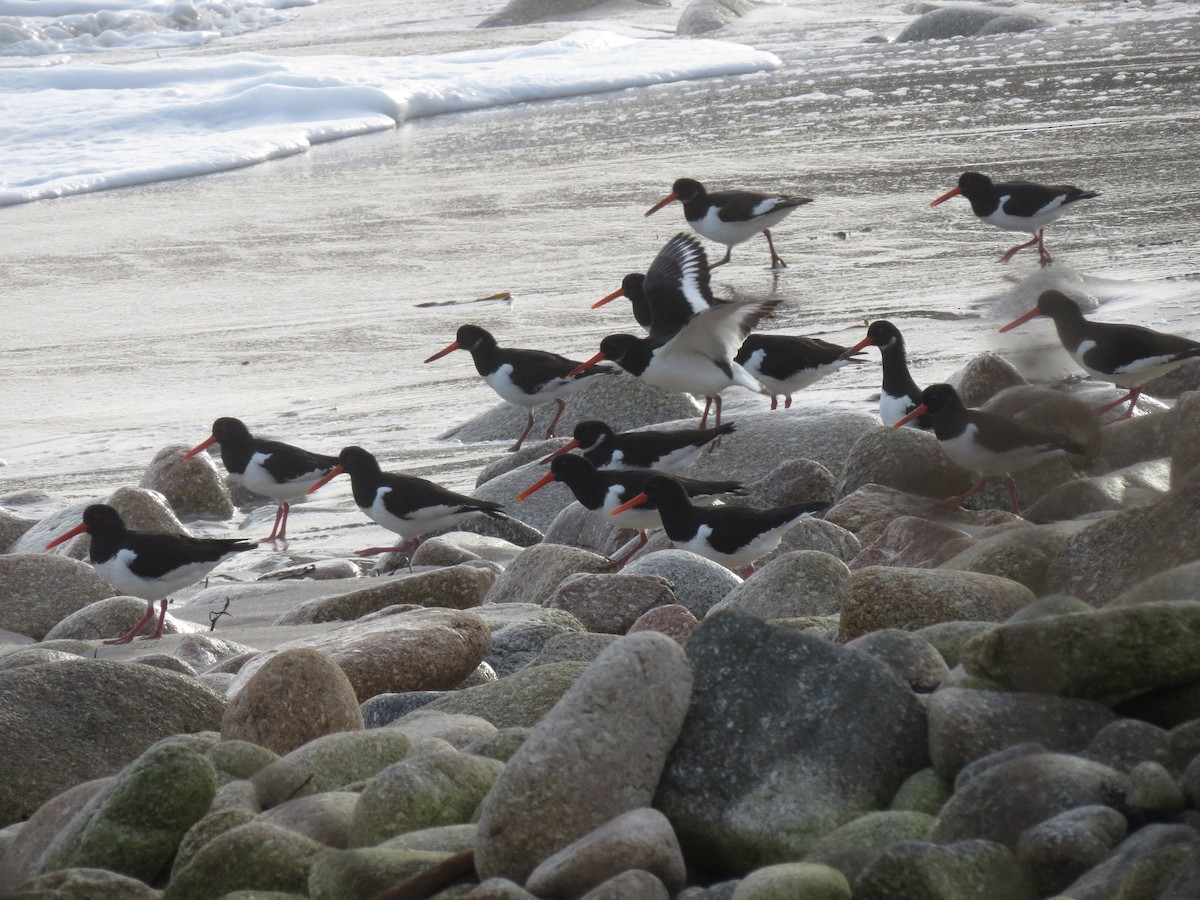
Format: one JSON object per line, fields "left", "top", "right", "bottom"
{"left": 363, "top": 487, "right": 477, "bottom": 540}
{"left": 94, "top": 549, "right": 227, "bottom": 601}
{"left": 981, "top": 194, "right": 1070, "bottom": 233}
{"left": 484, "top": 364, "right": 583, "bottom": 410}
{"left": 677, "top": 522, "right": 788, "bottom": 571}
{"left": 241, "top": 452, "right": 323, "bottom": 502}
{"left": 691, "top": 204, "right": 793, "bottom": 247}
{"left": 743, "top": 351, "right": 842, "bottom": 397}
{"left": 940, "top": 424, "right": 1062, "bottom": 477}
{"left": 880, "top": 391, "right": 918, "bottom": 427}
{"left": 1074, "top": 339, "right": 1187, "bottom": 388}
{"left": 642, "top": 352, "right": 763, "bottom": 397}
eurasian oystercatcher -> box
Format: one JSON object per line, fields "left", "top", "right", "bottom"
{"left": 182, "top": 417, "right": 338, "bottom": 542}
{"left": 735, "top": 333, "right": 861, "bottom": 410}
{"left": 645, "top": 178, "right": 813, "bottom": 269}
{"left": 1000, "top": 290, "right": 1200, "bottom": 420}
{"left": 424, "top": 324, "right": 612, "bottom": 452}
{"left": 568, "top": 298, "right": 778, "bottom": 431}
{"left": 839, "top": 320, "right": 932, "bottom": 428}
{"left": 592, "top": 233, "right": 718, "bottom": 338}
{"left": 930, "top": 171, "right": 1099, "bottom": 265}
{"left": 541, "top": 419, "right": 734, "bottom": 471}
{"left": 610, "top": 474, "right": 827, "bottom": 577}
{"left": 516, "top": 454, "right": 744, "bottom": 566}
{"left": 45, "top": 504, "right": 256, "bottom": 644}
{"left": 892, "top": 383, "right": 1087, "bottom": 514}
{"left": 306, "top": 446, "right": 507, "bottom": 556}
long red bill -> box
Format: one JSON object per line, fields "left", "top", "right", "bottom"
{"left": 892, "top": 404, "right": 929, "bottom": 429}
{"left": 999, "top": 307, "right": 1042, "bottom": 333}
{"left": 592, "top": 287, "right": 625, "bottom": 309}
{"left": 516, "top": 471, "right": 557, "bottom": 501}
{"left": 182, "top": 435, "right": 217, "bottom": 460}
{"left": 566, "top": 352, "right": 606, "bottom": 379}
{"left": 45, "top": 521, "right": 87, "bottom": 550}
{"left": 837, "top": 337, "right": 873, "bottom": 361}
{"left": 539, "top": 439, "right": 580, "bottom": 465}
{"left": 644, "top": 192, "right": 678, "bottom": 217}
{"left": 424, "top": 340, "right": 460, "bottom": 363}
{"left": 929, "top": 186, "right": 961, "bottom": 207}
{"left": 306, "top": 464, "right": 346, "bottom": 494}
{"left": 610, "top": 492, "right": 649, "bottom": 515}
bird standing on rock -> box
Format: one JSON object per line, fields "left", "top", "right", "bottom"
{"left": 424, "top": 324, "right": 612, "bottom": 452}
{"left": 182, "top": 416, "right": 338, "bottom": 543}
{"left": 645, "top": 177, "right": 813, "bottom": 269}
{"left": 892, "top": 383, "right": 1087, "bottom": 514}
{"left": 45, "top": 504, "right": 257, "bottom": 644}
{"left": 930, "top": 171, "right": 1099, "bottom": 265}
{"left": 611, "top": 474, "right": 828, "bottom": 577}
{"left": 1000, "top": 289, "right": 1200, "bottom": 420}
{"left": 306, "top": 446, "right": 507, "bottom": 557}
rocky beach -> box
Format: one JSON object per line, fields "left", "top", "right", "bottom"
{"left": 4, "top": 0, "right": 1200, "bottom": 897}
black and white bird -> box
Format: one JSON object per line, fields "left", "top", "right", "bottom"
{"left": 892, "top": 383, "right": 1087, "bottom": 514}
{"left": 839, "top": 320, "right": 932, "bottom": 428}
{"left": 1000, "top": 290, "right": 1200, "bottom": 420}
{"left": 306, "top": 446, "right": 507, "bottom": 556}
{"left": 645, "top": 178, "right": 813, "bottom": 269}
{"left": 735, "top": 333, "right": 861, "bottom": 410}
{"left": 424, "top": 324, "right": 611, "bottom": 452}
{"left": 592, "top": 233, "right": 719, "bottom": 337}
{"left": 930, "top": 171, "right": 1099, "bottom": 265}
{"left": 183, "top": 416, "right": 338, "bottom": 542}
{"left": 541, "top": 419, "right": 734, "bottom": 472}
{"left": 610, "top": 474, "right": 827, "bottom": 577}
{"left": 516, "top": 454, "right": 744, "bottom": 566}
{"left": 45, "top": 504, "right": 257, "bottom": 644}
{"left": 570, "top": 298, "right": 778, "bottom": 431}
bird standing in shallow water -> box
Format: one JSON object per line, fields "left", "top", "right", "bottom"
{"left": 306, "top": 446, "right": 507, "bottom": 557}
{"left": 645, "top": 177, "right": 813, "bottom": 269}
{"left": 183, "top": 416, "right": 338, "bottom": 543}
{"left": 1000, "top": 290, "right": 1200, "bottom": 420}
{"left": 735, "top": 333, "right": 861, "bottom": 410}
{"left": 45, "top": 504, "right": 257, "bottom": 644}
{"left": 424, "top": 324, "right": 612, "bottom": 452}
{"left": 892, "top": 383, "right": 1087, "bottom": 514}
{"left": 930, "top": 171, "right": 1099, "bottom": 265}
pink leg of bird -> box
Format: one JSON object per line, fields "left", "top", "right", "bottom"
{"left": 105, "top": 599, "right": 160, "bottom": 645}
{"left": 357, "top": 538, "right": 420, "bottom": 557}
{"left": 769, "top": 395, "right": 779, "bottom": 411}
{"left": 265, "top": 502, "right": 291, "bottom": 542}
{"left": 143, "top": 598, "right": 170, "bottom": 640}
{"left": 784, "top": 395, "right": 793, "bottom": 409}
{"left": 607, "top": 531, "right": 648, "bottom": 569}
{"left": 510, "top": 412, "right": 536, "bottom": 452}
{"left": 1004, "top": 475, "right": 1022, "bottom": 515}
{"left": 545, "top": 398, "right": 567, "bottom": 438}
{"left": 741, "top": 563, "right": 758, "bottom": 578}
{"left": 763, "top": 228, "right": 787, "bottom": 269}
{"left": 1096, "top": 386, "right": 1143, "bottom": 420}
{"left": 699, "top": 397, "right": 714, "bottom": 428}
{"left": 999, "top": 234, "right": 1040, "bottom": 264}
{"left": 709, "top": 246, "right": 733, "bottom": 270}
{"left": 941, "top": 476, "right": 988, "bottom": 508}
{"left": 1036, "top": 229, "right": 1053, "bottom": 266}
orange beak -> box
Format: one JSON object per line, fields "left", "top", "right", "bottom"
{"left": 644, "top": 192, "right": 678, "bottom": 217}
{"left": 516, "top": 471, "right": 557, "bottom": 501}
{"left": 424, "top": 340, "right": 460, "bottom": 363}
{"left": 592, "top": 287, "right": 625, "bottom": 309}
{"left": 999, "top": 307, "right": 1042, "bottom": 333}
{"left": 892, "top": 404, "right": 929, "bottom": 429}
{"left": 306, "top": 464, "right": 345, "bottom": 494}
{"left": 610, "top": 492, "right": 649, "bottom": 515}
{"left": 45, "top": 521, "right": 87, "bottom": 550}
{"left": 929, "top": 186, "right": 962, "bottom": 207}
{"left": 539, "top": 439, "right": 580, "bottom": 465}
{"left": 566, "top": 352, "right": 606, "bottom": 379}
{"left": 837, "top": 336, "right": 873, "bottom": 361}
{"left": 182, "top": 435, "right": 216, "bottom": 460}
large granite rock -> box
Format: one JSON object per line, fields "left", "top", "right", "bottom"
{"left": 138, "top": 442, "right": 234, "bottom": 521}
{"left": 0, "top": 553, "right": 118, "bottom": 639}
{"left": 896, "top": 3, "right": 1050, "bottom": 43}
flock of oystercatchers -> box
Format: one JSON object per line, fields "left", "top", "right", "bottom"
{"left": 43, "top": 172, "right": 1200, "bottom": 644}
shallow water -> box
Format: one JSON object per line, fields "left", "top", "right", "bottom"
{"left": 3, "top": 0, "right": 1199, "bottom": 559}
